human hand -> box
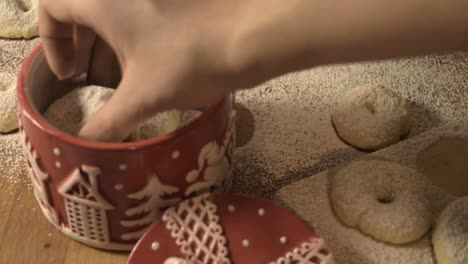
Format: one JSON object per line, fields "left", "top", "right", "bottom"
{"left": 40, "top": 0, "right": 468, "bottom": 143}
{"left": 39, "top": 0, "right": 285, "bottom": 142}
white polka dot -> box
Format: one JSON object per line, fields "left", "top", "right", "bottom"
{"left": 258, "top": 208, "right": 266, "bottom": 216}
{"left": 242, "top": 239, "right": 250, "bottom": 247}
{"left": 53, "top": 148, "right": 61, "bottom": 156}
{"left": 151, "top": 241, "right": 160, "bottom": 251}
{"left": 280, "top": 236, "right": 288, "bottom": 244}
{"left": 114, "top": 184, "right": 124, "bottom": 191}
{"left": 227, "top": 205, "right": 236, "bottom": 213}
{"left": 119, "top": 164, "right": 128, "bottom": 171}
{"left": 172, "top": 150, "right": 180, "bottom": 159}
{"left": 55, "top": 161, "right": 61, "bottom": 168}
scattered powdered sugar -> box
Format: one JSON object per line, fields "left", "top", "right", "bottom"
{"left": 233, "top": 52, "right": 468, "bottom": 199}
{"left": 0, "top": 132, "right": 29, "bottom": 188}
{"left": 0, "top": 37, "right": 39, "bottom": 202}
{"left": 179, "top": 110, "right": 203, "bottom": 127}
{"left": 0, "top": 37, "right": 40, "bottom": 74}
{"left": 233, "top": 103, "right": 255, "bottom": 148}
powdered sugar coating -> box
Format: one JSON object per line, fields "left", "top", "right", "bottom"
{"left": 432, "top": 197, "right": 468, "bottom": 264}
{"left": 330, "top": 160, "right": 432, "bottom": 244}
{"left": 332, "top": 85, "right": 410, "bottom": 150}
{"left": 0, "top": 0, "right": 39, "bottom": 39}
{"left": 0, "top": 73, "right": 19, "bottom": 133}
{"left": 277, "top": 126, "right": 464, "bottom": 264}
{"left": 178, "top": 110, "right": 202, "bottom": 128}
{"left": 139, "top": 110, "right": 182, "bottom": 140}
{"left": 278, "top": 170, "right": 437, "bottom": 264}
{"left": 0, "top": 132, "right": 28, "bottom": 187}
{"left": 43, "top": 85, "right": 198, "bottom": 141}
{"left": 43, "top": 85, "right": 115, "bottom": 136}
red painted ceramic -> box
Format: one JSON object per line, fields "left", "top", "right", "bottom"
{"left": 128, "top": 193, "right": 333, "bottom": 264}
{"left": 16, "top": 45, "right": 236, "bottom": 251}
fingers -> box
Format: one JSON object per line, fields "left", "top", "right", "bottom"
{"left": 78, "top": 66, "right": 168, "bottom": 142}
{"left": 39, "top": 6, "right": 75, "bottom": 79}
{"left": 39, "top": 0, "right": 100, "bottom": 79}
{"left": 73, "top": 25, "right": 96, "bottom": 77}
{"left": 88, "top": 37, "right": 120, "bottom": 87}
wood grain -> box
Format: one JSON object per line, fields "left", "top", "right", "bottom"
{"left": 0, "top": 161, "right": 128, "bottom": 264}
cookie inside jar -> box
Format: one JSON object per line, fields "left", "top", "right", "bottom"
{"left": 42, "top": 85, "right": 203, "bottom": 142}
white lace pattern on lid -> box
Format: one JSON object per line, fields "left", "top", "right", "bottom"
{"left": 162, "top": 194, "right": 231, "bottom": 264}
{"left": 272, "top": 238, "right": 333, "bottom": 264}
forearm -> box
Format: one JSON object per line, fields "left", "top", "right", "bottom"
{"left": 230, "top": 0, "right": 468, "bottom": 80}
{"left": 305, "top": 0, "right": 468, "bottom": 65}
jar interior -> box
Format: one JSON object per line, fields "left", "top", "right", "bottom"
{"left": 25, "top": 50, "right": 120, "bottom": 115}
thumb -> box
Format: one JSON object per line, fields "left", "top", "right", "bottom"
{"left": 78, "top": 70, "right": 167, "bottom": 142}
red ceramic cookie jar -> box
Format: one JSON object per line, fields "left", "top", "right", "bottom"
{"left": 16, "top": 45, "right": 236, "bottom": 251}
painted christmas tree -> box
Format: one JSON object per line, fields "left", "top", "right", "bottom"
{"left": 120, "top": 174, "right": 180, "bottom": 241}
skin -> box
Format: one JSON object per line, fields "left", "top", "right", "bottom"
{"left": 39, "top": 0, "right": 468, "bottom": 142}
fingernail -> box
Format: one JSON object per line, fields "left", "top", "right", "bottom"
{"left": 56, "top": 67, "right": 76, "bottom": 80}
{"left": 57, "top": 72, "right": 73, "bottom": 80}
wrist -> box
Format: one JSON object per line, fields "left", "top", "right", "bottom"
{"left": 226, "top": 0, "right": 468, "bottom": 81}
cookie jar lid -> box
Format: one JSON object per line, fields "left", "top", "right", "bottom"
{"left": 127, "top": 193, "right": 333, "bottom": 263}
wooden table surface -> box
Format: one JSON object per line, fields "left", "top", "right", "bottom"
{"left": 0, "top": 155, "right": 129, "bottom": 264}
{"left": 0, "top": 35, "right": 128, "bottom": 264}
